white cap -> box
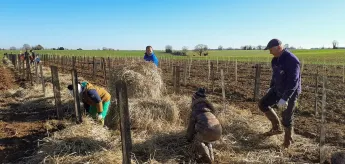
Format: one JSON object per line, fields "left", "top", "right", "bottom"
{"left": 68, "top": 84, "right": 82, "bottom": 97}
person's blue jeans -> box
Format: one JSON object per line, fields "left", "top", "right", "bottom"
{"left": 258, "top": 89, "right": 299, "bottom": 128}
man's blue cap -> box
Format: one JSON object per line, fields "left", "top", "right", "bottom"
{"left": 264, "top": 39, "right": 282, "bottom": 50}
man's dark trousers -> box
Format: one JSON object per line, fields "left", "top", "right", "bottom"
{"left": 258, "top": 89, "right": 299, "bottom": 128}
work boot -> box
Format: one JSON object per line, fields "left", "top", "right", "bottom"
{"left": 283, "top": 126, "right": 294, "bottom": 148}
{"left": 263, "top": 108, "right": 283, "bottom": 136}
{"left": 200, "top": 142, "right": 212, "bottom": 164}
{"left": 207, "top": 143, "right": 214, "bottom": 162}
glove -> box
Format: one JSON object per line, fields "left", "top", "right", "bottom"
{"left": 97, "top": 114, "right": 104, "bottom": 126}
{"left": 97, "top": 114, "right": 103, "bottom": 121}
{"left": 277, "top": 99, "right": 288, "bottom": 109}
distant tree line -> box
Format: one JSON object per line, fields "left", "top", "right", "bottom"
{"left": 5, "top": 40, "right": 342, "bottom": 52}
{"left": 165, "top": 45, "right": 188, "bottom": 56}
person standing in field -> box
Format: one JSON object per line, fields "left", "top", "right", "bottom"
{"left": 143, "top": 45, "right": 159, "bottom": 66}
{"left": 186, "top": 88, "right": 222, "bottom": 163}
{"left": 67, "top": 81, "right": 111, "bottom": 126}
{"left": 258, "top": 38, "right": 301, "bottom": 148}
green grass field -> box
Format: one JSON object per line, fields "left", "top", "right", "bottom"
{"left": 1, "top": 49, "right": 345, "bottom": 65}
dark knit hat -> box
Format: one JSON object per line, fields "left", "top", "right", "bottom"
{"left": 194, "top": 88, "right": 206, "bottom": 98}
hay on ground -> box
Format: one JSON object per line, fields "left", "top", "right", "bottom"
{"left": 129, "top": 97, "right": 179, "bottom": 133}
{"left": 168, "top": 94, "right": 192, "bottom": 126}
{"left": 21, "top": 117, "right": 123, "bottom": 164}
{"left": 109, "top": 60, "right": 165, "bottom": 99}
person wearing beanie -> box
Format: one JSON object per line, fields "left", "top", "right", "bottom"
{"left": 186, "top": 88, "right": 222, "bottom": 163}
{"left": 67, "top": 81, "right": 111, "bottom": 126}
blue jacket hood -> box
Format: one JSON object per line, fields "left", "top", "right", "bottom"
{"left": 144, "top": 52, "right": 159, "bottom": 66}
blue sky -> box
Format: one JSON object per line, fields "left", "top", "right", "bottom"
{"left": 0, "top": 0, "right": 344, "bottom": 50}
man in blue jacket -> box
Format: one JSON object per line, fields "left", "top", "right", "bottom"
{"left": 144, "top": 46, "right": 159, "bottom": 67}
{"left": 259, "top": 38, "right": 301, "bottom": 148}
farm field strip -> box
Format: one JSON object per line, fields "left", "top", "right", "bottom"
{"left": 2, "top": 49, "right": 345, "bottom": 65}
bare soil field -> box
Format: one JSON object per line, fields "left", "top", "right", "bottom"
{"left": 0, "top": 61, "right": 67, "bottom": 163}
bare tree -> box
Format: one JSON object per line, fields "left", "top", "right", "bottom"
{"left": 284, "top": 44, "right": 289, "bottom": 49}
{"left": 218, "top": 45, "right": 223, "bottom": 50}
{"left": 257, "top": 45, "right": 263, "bottom": 50}
{"left": 332, "top": 40, "right": 339, "bottom": 49}
{"left": 32, "top": 44, "right": 44, "bottom": 50}
{"left": 181, "top": 46, "right": 188, "bottom": 56}
{"left": 165, "top": 45, "right": 173, "bottom": 53}
{"left": 22, "top": 44, "right": 31, "bottom": 50}
{"left": 9, "top": 46, "right": 16, "bottom": 50}
{"left": 194, "top": 44, "right": 208, "bottom": 56}
{"left": 182, "top": 46, "right": 188, "bottom": 51}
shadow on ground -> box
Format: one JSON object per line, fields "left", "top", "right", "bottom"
{"left": 132, "top": 131, "right": 194, "bottom": 163}
{"left": 18, "top": 136, "right": 110, "bottom": 164}
{"left": 0, "top": 125, "right": 65, "bottom": 163}
{"left": 0, "top": 90, "right": 73, "bottom": 163}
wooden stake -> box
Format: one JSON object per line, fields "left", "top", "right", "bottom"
{"left": 51, "top": 66, "right": 63, "bottom": 119}
{"left": 211, "top": 62, "right": 215, "bottom": 92}
{"left": 22, "top": 58, "right": 25, "bottom": 79}
{"left": 174, "top": 66, "right": 180, "bottom": 93}
{"left": 319, "top": 76, "right": 327, "bottom": 164}
{"left": 72, "top": 69, "right": 82, "bottom": 124}
{"left": 216, "top": 57, "right": 219, "bottom": 73}
{"left": 221, "top": 69, "right": 226, "bottom": 107}
{"left": 72, "top": 56, "right": 76, "bottom": 70}
{"left": 235, "top": 59, "right": 238, "bottom": 84}
{"left": 35, "top": 61, "right": 39, "bottom": 83}
{"left": 184, "top": 62, "right": 187, "bottom": 86}
{"left": 343, "top": 64, "right": 345, "bottom": 83}
{"left": 208, "top": 60, "right": 211, "bottom": 80}
{"left": 314, "top": 67, "right": 319, "bottom": 116}
{"left": 115, "top": 80, "right": 132, "bottom": 164}
{"left": 39, "top": 64, "right": 45, "bottom": 97}
{"left": 188, "top": 58, "right": 192, "bottom": 78}
{"left": 102, "top": 57, "right": 107, "bottom": 86}
{"left": 93, "top": 57, "right": 96, "bottom": 79}
{"left": 254, "top": 64, "right": 261, "bottom": 101}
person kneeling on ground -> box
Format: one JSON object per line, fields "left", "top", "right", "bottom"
{"left": 186, "top": 88, "right": 222, "bottom": 163}
{"left": 67, "top": 81, "right": 111, "bottom": 126}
